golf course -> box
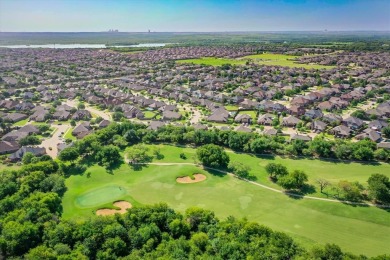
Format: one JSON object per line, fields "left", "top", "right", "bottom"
{"left": 62, "top": 144, "right": 390, "bottom": 257}
{"left": 177, "top": 53, "right": 335, "bottom": 69}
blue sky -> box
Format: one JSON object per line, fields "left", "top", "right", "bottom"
{"left": 0, "top": 0, "right": 389, "bottom": 32}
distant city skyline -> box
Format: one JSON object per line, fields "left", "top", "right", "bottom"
{"left": 0, "top": 0, "right": 389, "bottom": 32}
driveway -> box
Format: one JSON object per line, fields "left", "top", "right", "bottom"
{"left": 40, "top": 124, "right": 70, "bottom": 158}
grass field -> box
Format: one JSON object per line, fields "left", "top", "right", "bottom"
{"left": 63, "top": 127, "right": 76, "bottom": 140}
{"left": 224, "top": 105, "right": 239, "bottom": 111}
{"left": 62, "top": 144, "right": 390, "bottom": 256}
{"left": 177, "top": 53, "right": 334, "bottom": 69}
{"left": 12, "top": 118, "right": 29, "bottom": 127}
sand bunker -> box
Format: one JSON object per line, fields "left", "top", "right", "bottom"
{"left": 176, "top": 173, "right": 206, "bottom": 184}
{"left": 96, "top": 201, "right": 132, "bottom": 216}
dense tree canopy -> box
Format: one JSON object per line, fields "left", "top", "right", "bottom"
{"left": 367, "top": 174, "right": 390, "bottom": 203}
{"left": 196, "top": 144, "right": 230, "bottom": 168}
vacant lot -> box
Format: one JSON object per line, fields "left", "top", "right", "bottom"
{"left": 62, "top": 145, "right": 390, "bottom": 256}
{"left": 177, "top": 53, "right": 334, "bottom": 69}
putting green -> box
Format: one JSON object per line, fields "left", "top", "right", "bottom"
{"left": 75, "top": 185, "right": 127, "bottom": 208}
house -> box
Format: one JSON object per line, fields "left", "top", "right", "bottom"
{"left": 98, "top": 120, "right": 111, "bottom": 128}
{"left": 343, "top": 116, "right": 364, "bottom": 130}
{"left": 57, "top": 142, "right": 73, "bottom": 154}
{"left": 72, "top": 122, "right": 92, "bottom": 139}
{"left": 30, "top": 110, "right": 49, "bottom": 122}
{"left": 288, "top": 105, "right": 305, "bottom": 116}
{"left": 291, "top": 134, "right": 312, "bottom": 142}
{"left": 377, "top": 142, "right": 390, "bottom": 150}
{"left": 317, "top": 101, "right": 335, "bottom": 111}
{"left": 239, "top": 99, "right": 259, "bottom": 109}
{"left": 311, "top": 120, "right": 327, "bottom": 133}
{"left": 9, "top": 146, "right": 46, "bottom": 162}
{"left": 305, "top": 109, "right": 323, "bottom": 120}
{"left": 263, "top": 128, "right": 278, "bottom": 136}
{"left": 72, "top": 110, "right": 92, "bottom": 121}
{"left": 257, "top": 113, "right": 275, "bottom": 125}
{"left": 162, "top": 111, "right": 182, "bottom": 121}
{"left": 356, "top": 129, "right": 381, "bottom": 143}
{"left": 207, "top": 107, "right": 229, "bottom": 123}
{"left": 52, "top": 111, "right": 71, "bottom": 121}
{"left": 1, "top": 131, "right": 29, "bottom": 142}
{"left": 282, "top": 115, "right": 301, "bottom": 127}
{"left": 0, "top": 141, "right": 20, "bottom": 154}
{"left": 368, "top": 120, "right": 388, "bottom": 131}
{"left": 234, "top": 125, "right": 252, "bottom": 133}
{"left": 19, "top": 124, "right": 40, "bottom": 135}
{"left": 330, "top": 125, "right": 352, "bottom": 138}
{"left": 4, "top": 113, "right": 28, "bottom": 123}
{"left": 192, "top": 123, "right": 208, "bottom": 130}
{"left": 147, "top": 121, "right": 166, "bottom": 130}
{"left": 234, "top": 114, "right": 252, "bottom": 124}
{"left": 322, "top": 113, "right": 342, "bottom": 124}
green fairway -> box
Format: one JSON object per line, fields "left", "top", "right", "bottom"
{"left": 75, "top": 185, "right": 127, "bottom": 208}
{"left": 177, "top": 56, "right": 246, "bottom": 66}
{"left": 177, "top": 53, "right": 334, "bottom": 69}
{"left": 62, "top": 145, "right": 390, "bottom": 256}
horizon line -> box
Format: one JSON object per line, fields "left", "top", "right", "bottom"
{"left": 1, "top": 30, "right": 390, "bottom": 33}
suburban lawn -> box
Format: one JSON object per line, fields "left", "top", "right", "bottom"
{"left": 63, "top": 127, "right": 76, "bottom": 140}
{"left": 12, "top": 118, "right": 29, "bottom": 127}
{"left": 177, "top": 53, "right": 334, "bottom": 69}
{"left": 62, "top": 159, "right": 390, "bottom": 256}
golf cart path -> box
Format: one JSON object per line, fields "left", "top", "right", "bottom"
{"left": 138, "top": 162, "right": 390, "bottom": 208}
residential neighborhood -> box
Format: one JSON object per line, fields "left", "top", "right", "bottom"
{"left": 0, "top": 46, "right": 389, "bottom": 162}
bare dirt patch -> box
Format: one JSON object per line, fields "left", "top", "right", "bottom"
{"left": 96, "top": 200, "right": 132, "bottom": 216}
{"left": 176, "top": 173, "right": 206, "bottom": 184}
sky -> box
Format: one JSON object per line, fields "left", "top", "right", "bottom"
{"left": 0, "top": 0, "right": 389, "bottom": 32}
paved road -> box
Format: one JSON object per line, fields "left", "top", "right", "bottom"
{"left": 40, "top": 124, "right": 70, "bottom": 158}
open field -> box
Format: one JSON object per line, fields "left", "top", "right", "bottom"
{"left": 62, "top": 145, "right": 390, "bottom": 256}
{"left": 177, "top": 53, "right": 335, "bottom": 69}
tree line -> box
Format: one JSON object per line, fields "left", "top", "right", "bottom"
{"left": 61, "top": 122, "right": 389, "bottom": 167}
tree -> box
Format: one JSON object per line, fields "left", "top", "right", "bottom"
{"left": 265, "top": 163, "right": 288, "bottom": 180}
{"left": 77, "top": 103, "right": 85, "bottom": 109}
{"left": 196, "top": 144, "right": 229, "bottom": 168}
{"left": 126, "top": 144, "right": 152, "bottom": 164}
{"left": 353, "top": 146, "right": 374, "bottom": 161}
{"left": 22, "top": 152, "right": 35, "bottom": 164}
{"left": 382, "top": 126, "right": 390, "bottom": 138}
{"left": 334, "top": 180, "right": 363, "bottom": 201}
{"left": 367, "top": 174, "right": 390, "bottom": 203}
{"left": 310, "top": 137, "right": 334, "bottom": 157}
{"left": 58, "top": 147, "right": 79, "bottom": 163}
{"left": 316, "top": 178, "right": 330, "bottom": 193}
{"left": 95, "top": 145, "right": 121, "bottom": 168}
{"left": 228, "top": 161, "right": 251, "bottom": 179}
{"left": 277, "top": 170, "right": 308, "bottom": 190}
{"left": 19, "top": 135, "right": 41, "bottom": 146}
{"left": 37, "top": 124, "right": 50, "bottom": 133}
{"left": 113, "top": 112, "right": 124, "bottom": 122}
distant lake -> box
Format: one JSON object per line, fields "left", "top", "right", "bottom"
{"left": 0, "top": 43, "right": 167, "bottom": 49}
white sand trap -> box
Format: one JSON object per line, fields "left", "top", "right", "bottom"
{"left": 176, "top": 173, "right": 206, "bottom": 184}
{"left": 96, "top": 201, "right": 132, "bottom": 216}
